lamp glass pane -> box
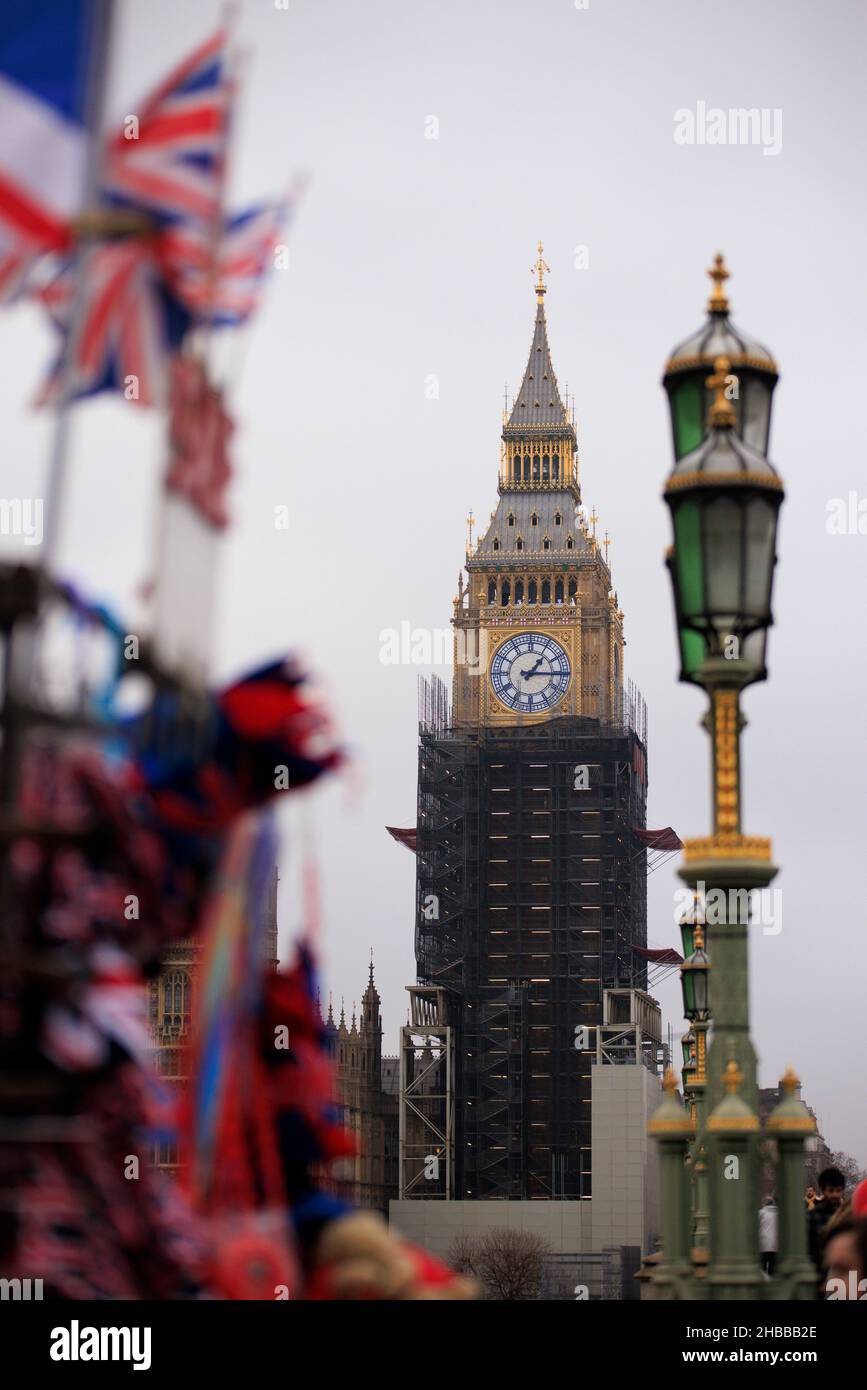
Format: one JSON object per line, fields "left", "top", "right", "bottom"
{"left": 679, "top": 625, "right": 707, "bottom": 680}
{"left": 672, "top": 378, "right": 706, "bottom": 458}
{"left": 744, "top": 496, "right": 776, "bottom": 619}
{"left": 674, "top": 500, "right": 704, "bottom": 618}
{"left": 703, "top": 496, "right": 741, "bottom": 627}
{"left": 742, "top": 378, "right": 771, "bottom": 455}
{"left": 682, "top": 971, "right": 696, "bottom": 1018}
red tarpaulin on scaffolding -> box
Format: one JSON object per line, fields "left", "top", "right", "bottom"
{"left": 631, "top": 826, "right": 683, "bottom": 852}
{"left": 633, "top": 945, "right": 684, "bottom": 966}
{"left": 386, "top": 826, "right": 417, "bottom": 853}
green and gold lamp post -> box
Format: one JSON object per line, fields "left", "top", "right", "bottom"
{"left": 664, "top": 353, "right": 784, "bottom": 1121}
{"left": 648, "top": 256, "right": 820, "bottom": 1300}
{"left": 680, "top": 908, "right": 711, "bottom": 1261}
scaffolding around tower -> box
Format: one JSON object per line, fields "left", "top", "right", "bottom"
{"left": 398, "top": 986, "right": 455, "bottom": 1200}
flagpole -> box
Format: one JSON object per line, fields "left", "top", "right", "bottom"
{"left": 41, "top": 0, "right": 116, "bottom": 572}
{"left": 149, "top": 5, "right": 238, "bottom": 688}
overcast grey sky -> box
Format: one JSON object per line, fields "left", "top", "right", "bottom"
{"left": 2, "top": 0, "right": 865, "bottom": 1161}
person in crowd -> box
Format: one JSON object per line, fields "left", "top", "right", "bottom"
{"left": 759, "top": 1195, "right": 778, "bottom": 1277}
{"left": 822, "top": 1217, "right": 867, "bottom": 1299}
{"left": 808, "top": 1166, "right": 847, "bottom": 1294}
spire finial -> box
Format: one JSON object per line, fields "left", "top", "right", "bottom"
{"left": 466, "top": 510, "right": 475, "bottom": 555}
{"left": 707, "top": 355, "right": 737, "bottom": 428}
{"left": 532, "top": 240, "right": 549, "bottom": 301}
{"left": 707, "top": 252, "right": 730, "bottom": 314}
{"left": 662, "top": 1066, "right": 678, "bottom": 1095}
{"left": 369, "top": 947, "right": 375, "bottom": 987}
{"left": 723, "top": 1058, "right": 743, "bottom": 1094}
{"left": 589, "top": 506, "right": 599, "bottom": 539}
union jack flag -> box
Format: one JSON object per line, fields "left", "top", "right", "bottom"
{"left": 34, "top": 29, "right": 233, "bottom": 406}
{"left": 161, "top": 196, "right": 293, "bottom": 326}
{"left": 103, "top": 29, "right": 231, "bottom": 227}
{"left": 37, "top": 240, "right": 190, "bottom": 406}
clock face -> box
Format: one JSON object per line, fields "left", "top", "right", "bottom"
{"left": 490, "top": 632, "right": 571, "bottom": 713}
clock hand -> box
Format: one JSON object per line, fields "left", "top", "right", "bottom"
{"left": 519, "top": 657, "right": 550, "bottom": 680}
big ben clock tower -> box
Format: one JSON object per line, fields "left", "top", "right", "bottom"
{"left": 408, "top": 251, "right": 650, "bottom": 1203}
{"left": 452, "top": 244, "right": 624, "bottom": 731}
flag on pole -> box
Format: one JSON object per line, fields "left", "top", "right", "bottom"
{"left": 103, "top": 30, "right": 230, "bottom": 227}
{"left": 161, "top": 196, "right": 293, "bottom": 326}
{"left": 37, "top": 239, "right": 190, "bottom": 405}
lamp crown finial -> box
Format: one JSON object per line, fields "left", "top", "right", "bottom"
{"left": 707, "top": 251, "right": 730, "bottom": 313}
{"left": 723, "top": 1058, "right": 743, "bottom": 1094}
{"left": 707, "top": 355, "right": 737, "bottom": 428}
{"left": 663, "top": 1066, "right": 678, "bottom": 1095}
{"left": 781, "top": 1064, "right": 800, "bottom": 1096}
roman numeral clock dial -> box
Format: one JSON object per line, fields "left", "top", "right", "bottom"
{"left": 490, "top": 632, "right": 571, "bottom": 713}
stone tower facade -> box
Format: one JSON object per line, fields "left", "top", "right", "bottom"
{"left": 328, "top": 960, "right": 399, "bottom": 1214}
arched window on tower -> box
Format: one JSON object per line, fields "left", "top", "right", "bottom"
{"left": 508, "top": 513, "right": 515, "bottom": 527}
{"left": 542, "top": 453, "right": 550, "bottom": 481}
{"left": 493, "top": 538, "right": 500, "bottom": 551}
{"left": 488, "top": 579, "right": 497, "bottom": 604}
{"left": 501, "top": 579, "right": 511, "bottom": 606}
{"left": 552, "top": 454, "right": 560, "bottom": 480}
{"left": 543, "top": 537, "right": 550, "bottom": 551}
{"left": 528, "top": 578, "right": 538, "bottom": 604}
{"left": 532, "top": 454, "right": 540, "bottom": 481}
{"left": 517, "top": 537, "right": 524, "bottom": 552}
{"left": 555, "top": 578, "right": 564, "bottom": 604}
{"left": 541, "top": 578, "right": 551, "bottom": 604}
{"left": 554, "top": 512, "right": 562, "bottom": 526}
{"left": 568, "top": 578, "right": 578, "bottom": 602}
{"left": 531, "top": 513, "right": 538, "bottom": 527}
{"left": 515, "top": 579, "right": 524, "bottom": 604}
{"left": 523, "top": 455, "right": 531, "bottom": 481}
{"left": 513, "top": 455, "right": 521, "bottom": 483}
{"left": 566, "top": 536, "right": 574, "bottom": 550}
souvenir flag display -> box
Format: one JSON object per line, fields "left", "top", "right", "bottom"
{"left": 185, "top": 810, "right": 281, "bottom": 1209}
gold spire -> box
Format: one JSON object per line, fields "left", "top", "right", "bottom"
{"left": 707, "top": 252, "right": 730, "bottom": 314}
{"left": 722, "top": 1058, "right": 743, "bottom": 1094}
{"left": 707, "top": 355, "right": 737, "bottom": 428}
{"left": 532, "top": 240, "right": 549, "bottom": 300}
{"left": 466, "top": 510, "right": 475, "bottom": 553}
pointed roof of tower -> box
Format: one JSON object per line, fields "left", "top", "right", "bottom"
{"left": 363, "top": 949, "right": 380, "bottom": 1004}
{"left": 505, "top": 243, "right": 572, "bottom": 433}
{"left": 325, "top": 993, "right": 337, "bottom": 1034}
